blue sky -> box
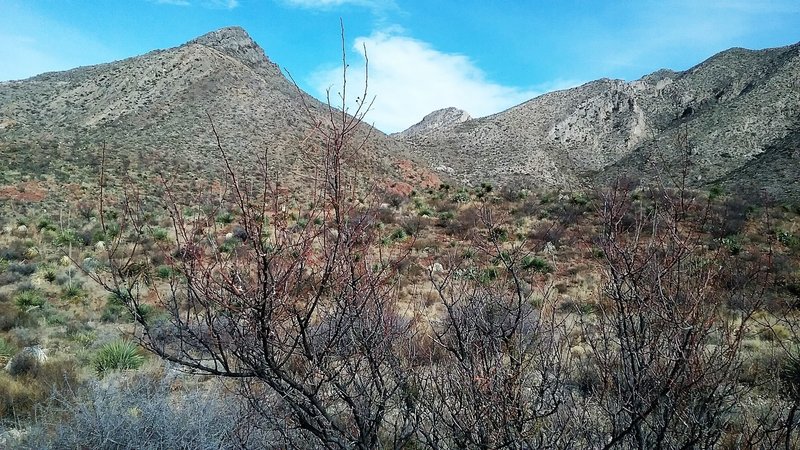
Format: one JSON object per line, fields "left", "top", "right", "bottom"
{"left": 1, "top": 0, "right": 799, "bottom": 132}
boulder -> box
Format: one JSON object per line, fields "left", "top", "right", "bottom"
{"left": 5, "top": 346, "right": 48, "bottom": 376}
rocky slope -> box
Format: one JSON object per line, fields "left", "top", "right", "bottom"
{"left": 398, "top": 42, "right": 800, "bottom": 199}
{"left": 0, "top": 27, "right": 409, "bottom": 185}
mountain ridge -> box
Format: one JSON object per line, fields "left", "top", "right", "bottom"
{"left": 1, "top": 27, "right": 798, "bottom": 202}
{"left": 397, "top": 41, "right": 800, "bottom": 200}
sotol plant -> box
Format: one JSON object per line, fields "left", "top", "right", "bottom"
{"left": 93, "top": 340, "right": 145, "bottom": 376}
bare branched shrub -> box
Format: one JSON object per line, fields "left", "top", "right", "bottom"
{"left": 86, "top": 26, "right": 420, "bottom": 449}
{"left": 22, "top": 370, "right": 258, "bottom": 449}
{"left": 576, "top": 177, "right": 769, "bottom": 448}
{"left": 64, "top": 27, "right": 800, "bottom": 450}
{"left": 416, "top": 205, "right": 575, "bottom": 448}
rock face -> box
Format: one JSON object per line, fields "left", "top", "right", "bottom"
{"left": 394, "top": 107, "right": 472, "bottom": 139}
{"left": 187, "top": 26, "right": 282, "bottom": 76}
{"left": 399, "top": 42, "right": 800, "bottom": 200}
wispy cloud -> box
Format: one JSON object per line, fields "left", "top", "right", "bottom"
{"left": 151, "top": 0, "right": 239, "bottom": 9}
{"left": 207, "top": 0, "right": 239, "bottom": 9}
{"left": 152, "top": 0, "right": 191, "bottom": 5}
{"left": 282, "top": 0, "right": 385, "bottom": 9}
{"left": 310, "top": 31, "right": 579, "bottom": 133}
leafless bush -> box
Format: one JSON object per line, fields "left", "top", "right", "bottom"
{"left": 22, "top": 370, "right": 262, "bottom": 449}
{"left": 416, "top": 206, "right": 574, "bottom": 448}
{"left": 575, "top": 177, "right": 769, "bottom": 448}
{"left": 86, "top": 28, "right": 419, "bottom": 449}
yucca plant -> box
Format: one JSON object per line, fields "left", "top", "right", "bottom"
{"left": 14, "top": 289, "right": 46, "bottom": 311}
{"left": 93, "top": 340, "right": 145, "bottom": 376}
{"left": 41, "top": 265, "right": 57, "bottom": 283}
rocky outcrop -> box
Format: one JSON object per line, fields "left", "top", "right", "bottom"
{"left": 187, "top": 26, "right": 281, "bottom": 75}
{"left": 394, "top": 107, "right": 472, "bottom": 139}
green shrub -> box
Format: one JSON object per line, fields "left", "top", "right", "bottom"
{"left": 438, "top": 211, "right": 455, "bottom": 221}
{"left": 61, "top": 284, "right": 86, "bottom": 301}
{"left": 491, "top": 227, "right": 509, "bottom": 242}
{"left": 150, "top": 228, "right": 169, "bottom": 242}
{"left": 521, "top": 255, "right": 553, "bottom": 273}
{"left": 758, "top": 324, "right": 792, "bottom": 342}
{"left": 780, "top": 353, "right": 800, "bottom": 394}
{"left": 93, "top": 340, "right": 145, "bottom": 376}
{"left": 41, "top": 265, "right": 57, "bottom": 283}
{"left": 155, "top": 265, "right": 172, "bottom": 279}
{"left": 131, "top": 304, "right": 157, "bottom": 322}
{"left": 708, "top": 184, "right": 724, "bottom": 201}
{"left": 14, "top": 289, "right": 46, "bottom": 310}
{"left": 101, "top": 292, "right": 133, "bottom": 323}
{"left": 390, "top": 228, "right": 408, "bottom": 242}
{"left": 570, "top": 192, "right": 590, "bottom": 206}
{"left": 53, "top": 229, "right": 81, "bottom": 246}
{"left": 219, "top": 240, "right": 237, "bottom": 253}
{"left": 479, "top": 266, "right": 499, "bottom": 283}
{"left": 720, "top": 236, "right": 743, "bottom": 255}
{"left": 37, "top": 218, "right": 57, "bottom": 232}
{"left": 777, "top": 229, "right": 800, "bottom": 250}
{"left": 216, "top": 212, "right": 234, "bottom": 224}
{"left": 70, "top": 330, "right": 97, "bottom": 349}
{"left": 450, "top": 191, "right": 470, "bottom": 203}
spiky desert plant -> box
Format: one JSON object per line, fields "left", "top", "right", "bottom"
{"left": 93, "top": 340, "right": 144, "bottom": 376}
{"left": 14, "top": 289, "right": 46, "bottom": 311}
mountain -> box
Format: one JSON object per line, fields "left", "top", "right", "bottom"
{"left": 0, "top": 27, "right": 411, "bottom": 191}
{"left": 1, "top": 28, "right": 797, "bottom": 203}
{"left": 398, "top": 42, "right": 800, "bottom": 199}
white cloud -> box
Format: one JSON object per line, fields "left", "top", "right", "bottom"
{"left": 151, "top": 0, "right": 239, "bottom": 9}
{"left": 207, "top": 0, "right": 239, "bottom": 9}
{"left": 310, "top": 32, "right": 579, "bottom": 133}
{"left": 282, "top": 0, "right": 384, "bottom": 9}
{"left": 152, "top": 0, "right": 191, "bottom": 5}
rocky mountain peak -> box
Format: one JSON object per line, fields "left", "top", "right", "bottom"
{"left": 394, "top": 107, "right": 472, "bottom": 138}
{"left": 187, "top": 26, "right": 279, "bottom": 74}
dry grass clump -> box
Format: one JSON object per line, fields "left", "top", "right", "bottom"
{"left": 0, "top": 358, "right": 80, "bottom": 421}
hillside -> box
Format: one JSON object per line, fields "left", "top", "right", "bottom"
{"left": 398, "top": 42, "right": 800, "bottom": 200}
{"left": 0, "top": 27, "right": 412, "bottom": 191}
